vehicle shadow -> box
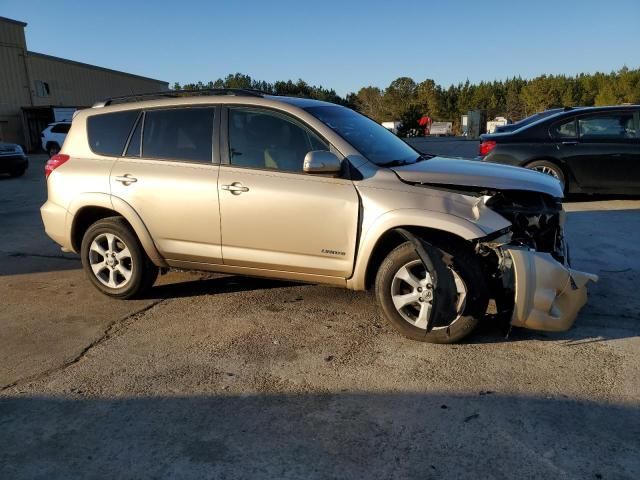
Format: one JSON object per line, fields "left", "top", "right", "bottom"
{"left": 146, "top": 273, "right": 301, "bottom": 300}
{"left": 0, "top": 392, "right": 637, "bottom": 479}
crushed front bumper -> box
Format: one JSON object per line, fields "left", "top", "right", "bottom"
{"left": 505, "top": 247, "right": 598, "bottom": 332}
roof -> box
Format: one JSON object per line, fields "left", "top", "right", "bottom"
{"left": 27, "top": 51, "right": 168, "bottom": 86}
{"left": 0, "top": 16, "right": 27, "bottom": 27}
{"left": 90, "top": 89, "right": 339, "bottom": 110}
{"left": 269, "top": 95, "right": 340, "bottom": 108}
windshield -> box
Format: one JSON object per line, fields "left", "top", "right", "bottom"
{"left": 305, "top": 105, "right": 420, "bottom": 166}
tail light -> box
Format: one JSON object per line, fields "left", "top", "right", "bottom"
{"left": 45, "top": 154, "right": 70, "bottom": 178}
{"left": 479, "top": 140, "right": 497, "bottom": 157}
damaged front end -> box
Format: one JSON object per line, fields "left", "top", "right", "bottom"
{"left": 478, "top": 191, "right": 598, "bottom": 332}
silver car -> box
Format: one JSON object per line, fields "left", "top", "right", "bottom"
{"left": 41, "top": 89, "right": 597, "bottom": 343}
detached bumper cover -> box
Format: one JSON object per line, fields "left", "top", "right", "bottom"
{"left": 506, "top": 247, "right": 598, "bottom": 331}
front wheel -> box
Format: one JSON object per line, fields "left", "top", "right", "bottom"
{"left": 80, "top": 217, "right": 158, "bottom": 299}
{"left": 375, "top": 241, "right": 489, "bottom": 343}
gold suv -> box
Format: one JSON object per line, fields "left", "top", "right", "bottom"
{"left": 41, "top": 89, "right": 597, "bottom": 343}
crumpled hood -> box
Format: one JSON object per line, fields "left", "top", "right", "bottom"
{"left": 391, "top": 156, "right": 563, "bottom": 198}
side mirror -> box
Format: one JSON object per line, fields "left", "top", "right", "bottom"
{"left": 303, "top": 150, "right": 342, "bottom": 175}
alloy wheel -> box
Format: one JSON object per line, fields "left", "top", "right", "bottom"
{"left": 390, "top": 259, "right": 467, "bottom": 330}
{"left": 530, "top": 165, "right": 559, "bottom": 179}
{"left": 88, "top": 233, "right": 133, "bottom": 288}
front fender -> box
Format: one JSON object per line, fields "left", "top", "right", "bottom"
{"left": 347, "top": 208, "right": 509, "bottom": 290}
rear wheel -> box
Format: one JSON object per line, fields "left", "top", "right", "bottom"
{"left": 47, "top": 143, "right": 60, "bottom": 157}
{"left": 80, "top": 217, "right": 158, "bottom": 299}
{"left": 375, "top": 241, "right": 488, "bottom": 343}
{"left": 526, "top": 160, "right": 566, "bottom": 191}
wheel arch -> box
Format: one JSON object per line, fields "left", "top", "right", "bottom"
{"left": 68, "top": 193, "right": 168, "bottom": 267}
{"left": 358, "top": 226, "right": 476, "bottom": 291}
{"left": 523, "top": 157, "right": 573, "bottom": 191}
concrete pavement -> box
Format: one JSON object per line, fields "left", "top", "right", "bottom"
{"left": 1, "top": 154, "right": 639, "bottom": 479}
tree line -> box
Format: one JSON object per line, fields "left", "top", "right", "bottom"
{"left": 174, "top": 67, "right": 640, "bottom": 134}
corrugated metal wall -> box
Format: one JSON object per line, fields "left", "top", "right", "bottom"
{"left": 27, "top": 53, "right": 168, "bottom": 107}
{"left": 0, "top": 17, "right": 168, "bottom": 146}
{"left": 0, "top": 18, "right": 31, "bottom": 144}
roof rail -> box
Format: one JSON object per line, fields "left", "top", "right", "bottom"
{"left": 92, "top": 88, "right": 264, "bottom": 108}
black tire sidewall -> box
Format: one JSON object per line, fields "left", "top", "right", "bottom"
{"left": 375, "top": 242, "right": 486, "bottom": 343}
{"left": 80, "top": 218, "right": 152, "bottom": 299}
{"left": 47, "top": 144, "right": 60, "bottom": 157}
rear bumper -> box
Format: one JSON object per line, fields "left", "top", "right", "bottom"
{"left": 0, "top": 155, "right": 28, "bottom": 173}
{"left": 41, "top": 200, "right": 71, "bottom": 251}
{"left": 506, "top": 247, "right": 597, "bottom": 331}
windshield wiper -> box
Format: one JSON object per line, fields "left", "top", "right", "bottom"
{"left": 378, "top": 159, "right": 415, "bottom": 167}
{"left": 379, "top": 154, "right": 433, "bottom": 167}
{"left": 415, "top": 154, "right": 434, "bottom": 163}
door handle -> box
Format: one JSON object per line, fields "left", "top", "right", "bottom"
{"left": 221, "top": 182, "right": 250, "bottom": 195}
{"left": 114, "top": 174, "right": 138, "bottom": 185}
{"left": 562, "top": 141, "right": 578, "bottom": 146}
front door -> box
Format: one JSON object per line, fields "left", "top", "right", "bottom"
{"left": 110, "top": 106, "right": 223, "bottom": 264}
{"left": 218, "top": 106, "right": 359, "bottom": 278}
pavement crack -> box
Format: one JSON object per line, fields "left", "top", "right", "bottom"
{"left": 0, "top": 299, "right": 164, "bottom": 392}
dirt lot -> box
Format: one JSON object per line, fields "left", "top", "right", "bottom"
{"left": 1, "top": 155, "right": 639, "bottom": 479}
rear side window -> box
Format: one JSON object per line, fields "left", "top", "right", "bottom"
{"left": 51, "top": 123, "right": 70, "bottom": 134}
{"left": 87, "top": 111, "right": 139, "bottom": 156}
{"left": 142, "top": 108, "right": 214, "bottom": 163}
{"left": 550, "top": 118, "right": 577, "bottom": 138}
{"left": 578, "top": 113, "right": 636, "bottom": 139}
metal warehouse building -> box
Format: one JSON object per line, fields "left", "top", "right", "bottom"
{"left": 0, "top": 16, "right": 168, "bottom": 151}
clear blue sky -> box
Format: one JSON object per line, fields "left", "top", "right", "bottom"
{"left": 3, "top": 0, "right": 639, "bottom": 95}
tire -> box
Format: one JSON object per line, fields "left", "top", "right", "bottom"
{"left": 80, "top": 216, "right": 158, "bottom": 299}
{"left": 9, "top": 168, "right": 25, "bottom": 178}
{"left": 525, "top": 160, "right": 566, "bottom": 192}
{"left": 47, "top": 143, "right": 60, "bottom": 157}
{"left": 375, "top": 241, "right": 489, "bottom": 343}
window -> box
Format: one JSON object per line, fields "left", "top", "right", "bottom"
{"left": 550, "top": 118, "right": 577, "bottom": 138}
{"left": 87, "top": 111, "right": 139, "bottom": 156}
{"left": 228, "top": 108, "right": 328, "bottom": 172}
{"left": 143, "top": 108, "right": 214, "bottom": 162}
{"left": 305, "top": 105, "right": 419, "bottom": 166}
{"left": 51, "top": 123, "right": 70, "bottom": 134}
{"left": 34, "top": 80, "right": 50, "bottom": 97}
{"left": 578, "top": 113, "right": 636, "bottom": 139}
{"left": 125, "top": 115, "right": 142, "bottom": 157}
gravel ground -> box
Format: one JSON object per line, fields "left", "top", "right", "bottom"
{"left": 1, "top": 155, "right": 639, "bottom": 479}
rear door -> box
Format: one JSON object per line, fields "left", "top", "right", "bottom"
{"left": 553, "top": 111, "right": 639, "bottom": 192}
{"left": 109, "top": 106, "right": 223, "bottom": 264}
{"left": 575, "top": 111, "right": 639, "bottom": 192}
{"left": 217, "top": 106, "right": 359, "bottom": 278}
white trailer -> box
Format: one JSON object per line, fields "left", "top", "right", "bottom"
{"left": 381, "top": 121, "right": 402, "bottom": 134}
{"left": 429, "top": 122, "right": 453, "bottom": 136}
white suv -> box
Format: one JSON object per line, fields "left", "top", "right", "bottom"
{"left": 41, "top": 122, "right": 71, "bottom": 157}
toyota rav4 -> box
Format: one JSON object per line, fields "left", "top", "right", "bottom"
{"left": 41, "top": 89, "right": 597, "bottom": 343}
